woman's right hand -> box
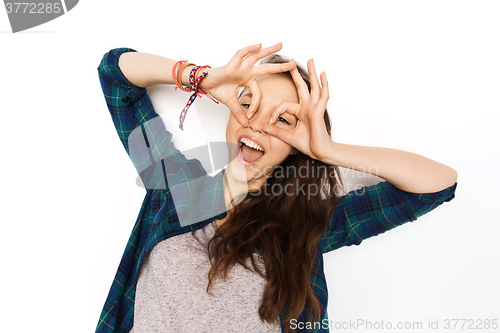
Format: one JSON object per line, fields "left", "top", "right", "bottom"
{"left": 198, "top": 42, "right": 296, "bottom": 126}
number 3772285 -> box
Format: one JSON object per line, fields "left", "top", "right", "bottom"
{"left": 5, "top": 3, "right": 62, "bottom": 14}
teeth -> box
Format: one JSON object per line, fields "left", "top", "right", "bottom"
{"left": 239, "top": 137, "right": 264, "bottom": 152}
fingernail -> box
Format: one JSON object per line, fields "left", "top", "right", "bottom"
{"left": 269, "top": 117, "right": 273, "bottom": 124}
{"left": 247, "top": 112, "right": 253, "bottom": 119}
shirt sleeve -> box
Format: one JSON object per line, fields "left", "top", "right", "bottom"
{"left": 320, "top": 180, "right": 458, "bottom": 254}
{"left": 97, "top": 47, "right": 153, "bottom": 155}
{"left": 97, "top": 47, "right": 205, "bottom": 191}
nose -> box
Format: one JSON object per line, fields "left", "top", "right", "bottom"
{"left": 249, "top": 120, "right": 263, "bottom": 134}
{"left": 248, "top": 104, "right": 271, "bottom": 134}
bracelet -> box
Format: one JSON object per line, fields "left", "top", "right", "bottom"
{"left": 172, "top": 61, "right": 220, "bottom": 131}
{"left": 189, "top": 65, "right": 211, "bottom": 91}
{"left": 178, "top": 66, "right": 209, "bottom": 130}
{"left": 189, "top": 66, "right": 219, "bottom": 103}
{"left": 172, "top": 60, "right": 194, "bottom": 92}
{"left": 177, "top": 61, "right": 195, "bottom": 90}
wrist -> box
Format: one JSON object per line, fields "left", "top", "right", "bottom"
{"left": 197, "top": 67, "right": 213, "bottom": 91}
{"left": 319, "top": 140, "right": 342, "bottom": 166}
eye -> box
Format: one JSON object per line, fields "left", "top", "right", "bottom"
{"left": 241, "top": 103, "right": 250, "bottom": 109}
{"left": 277, "top": 116, "right": 290, "bottom": 125}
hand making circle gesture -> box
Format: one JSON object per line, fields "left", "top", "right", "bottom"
{"left": 199, "top": 42, "right": 296, "bottom": 127}
{"left": 261, "top": 58, "right": 332, "bottom": 161}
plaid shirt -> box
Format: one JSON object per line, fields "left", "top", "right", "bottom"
{"left": 95, "top": 47, "right": 458, "bottom": 333}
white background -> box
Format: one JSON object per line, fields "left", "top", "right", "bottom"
{"left": 1, "top": 1, "right": 499, "bottom": 332}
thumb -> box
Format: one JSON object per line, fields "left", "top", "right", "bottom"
{"left": 261, "top": 124, "right": 293, "bottom": 145}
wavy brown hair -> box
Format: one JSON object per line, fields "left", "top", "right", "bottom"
{"left": 202, "top": 55, "right": 344, "bottom": 332}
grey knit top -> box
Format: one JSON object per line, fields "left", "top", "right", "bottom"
{"left": 131, "top": 221, "right": 282, "bottom": 333}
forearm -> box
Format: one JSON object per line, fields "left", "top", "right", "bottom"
{"left": 118, "top": 51, "right": 195, "bottom": 88}
{"left": 322, "top": 141, "right": 458, "bottom": 193}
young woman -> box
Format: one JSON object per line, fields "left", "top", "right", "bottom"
{"left": 95, "top": 42, "right": 458, "bottom": 333}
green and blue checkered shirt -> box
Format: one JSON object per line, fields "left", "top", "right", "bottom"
{"left": 95, "top": 47, "right": 457, "bottom": 333}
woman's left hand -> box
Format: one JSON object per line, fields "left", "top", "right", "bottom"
{"left": 261, "top": 59, "right": 333, "bottom": 161}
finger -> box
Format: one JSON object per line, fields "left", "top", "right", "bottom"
{"left": 261, "top": 123, "right": 294, "bottom": 145}
{"left": 247, "top": 80, "right": 262, "bottom": 119}
{"left": 319, "top": 71, "right": 330, "bottom": 108}
{"left": 268, "top": 101, "right": 300, "bottom": 125}
{"left": 226, "top": 98, "right": 249, "bottom": 127}
{"left": 289, "top": 66, "right": 309, "bottom": 100}
{"left": 234, "top": 43, "right": 263, "bottom": 62}
{"left": 244, "top": 42, "right": 283, "bottom": 65}
{"left": 307, "top": 58, "right": 321, "bottom": 101}
{"left": 253, "top": 60, "right": 296, "bottom": 77}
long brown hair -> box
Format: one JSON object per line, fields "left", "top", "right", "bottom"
{"left": 204, "top": 55, "right": 344, "bottom": 332}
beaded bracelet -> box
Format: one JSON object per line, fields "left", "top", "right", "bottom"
{"left": 172, "top": 61, "right": 219, "bottom": 131}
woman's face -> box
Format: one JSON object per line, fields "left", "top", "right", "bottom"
{"left": 225, "top": 73, "right": 299, "bottom": 189}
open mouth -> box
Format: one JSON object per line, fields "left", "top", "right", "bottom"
{"left": 237, "top": 136, "right": 265, "bottom": 166}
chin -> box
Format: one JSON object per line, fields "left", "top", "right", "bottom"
{"left": 226, "top": 158, "right": 257, "bottom": 184}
